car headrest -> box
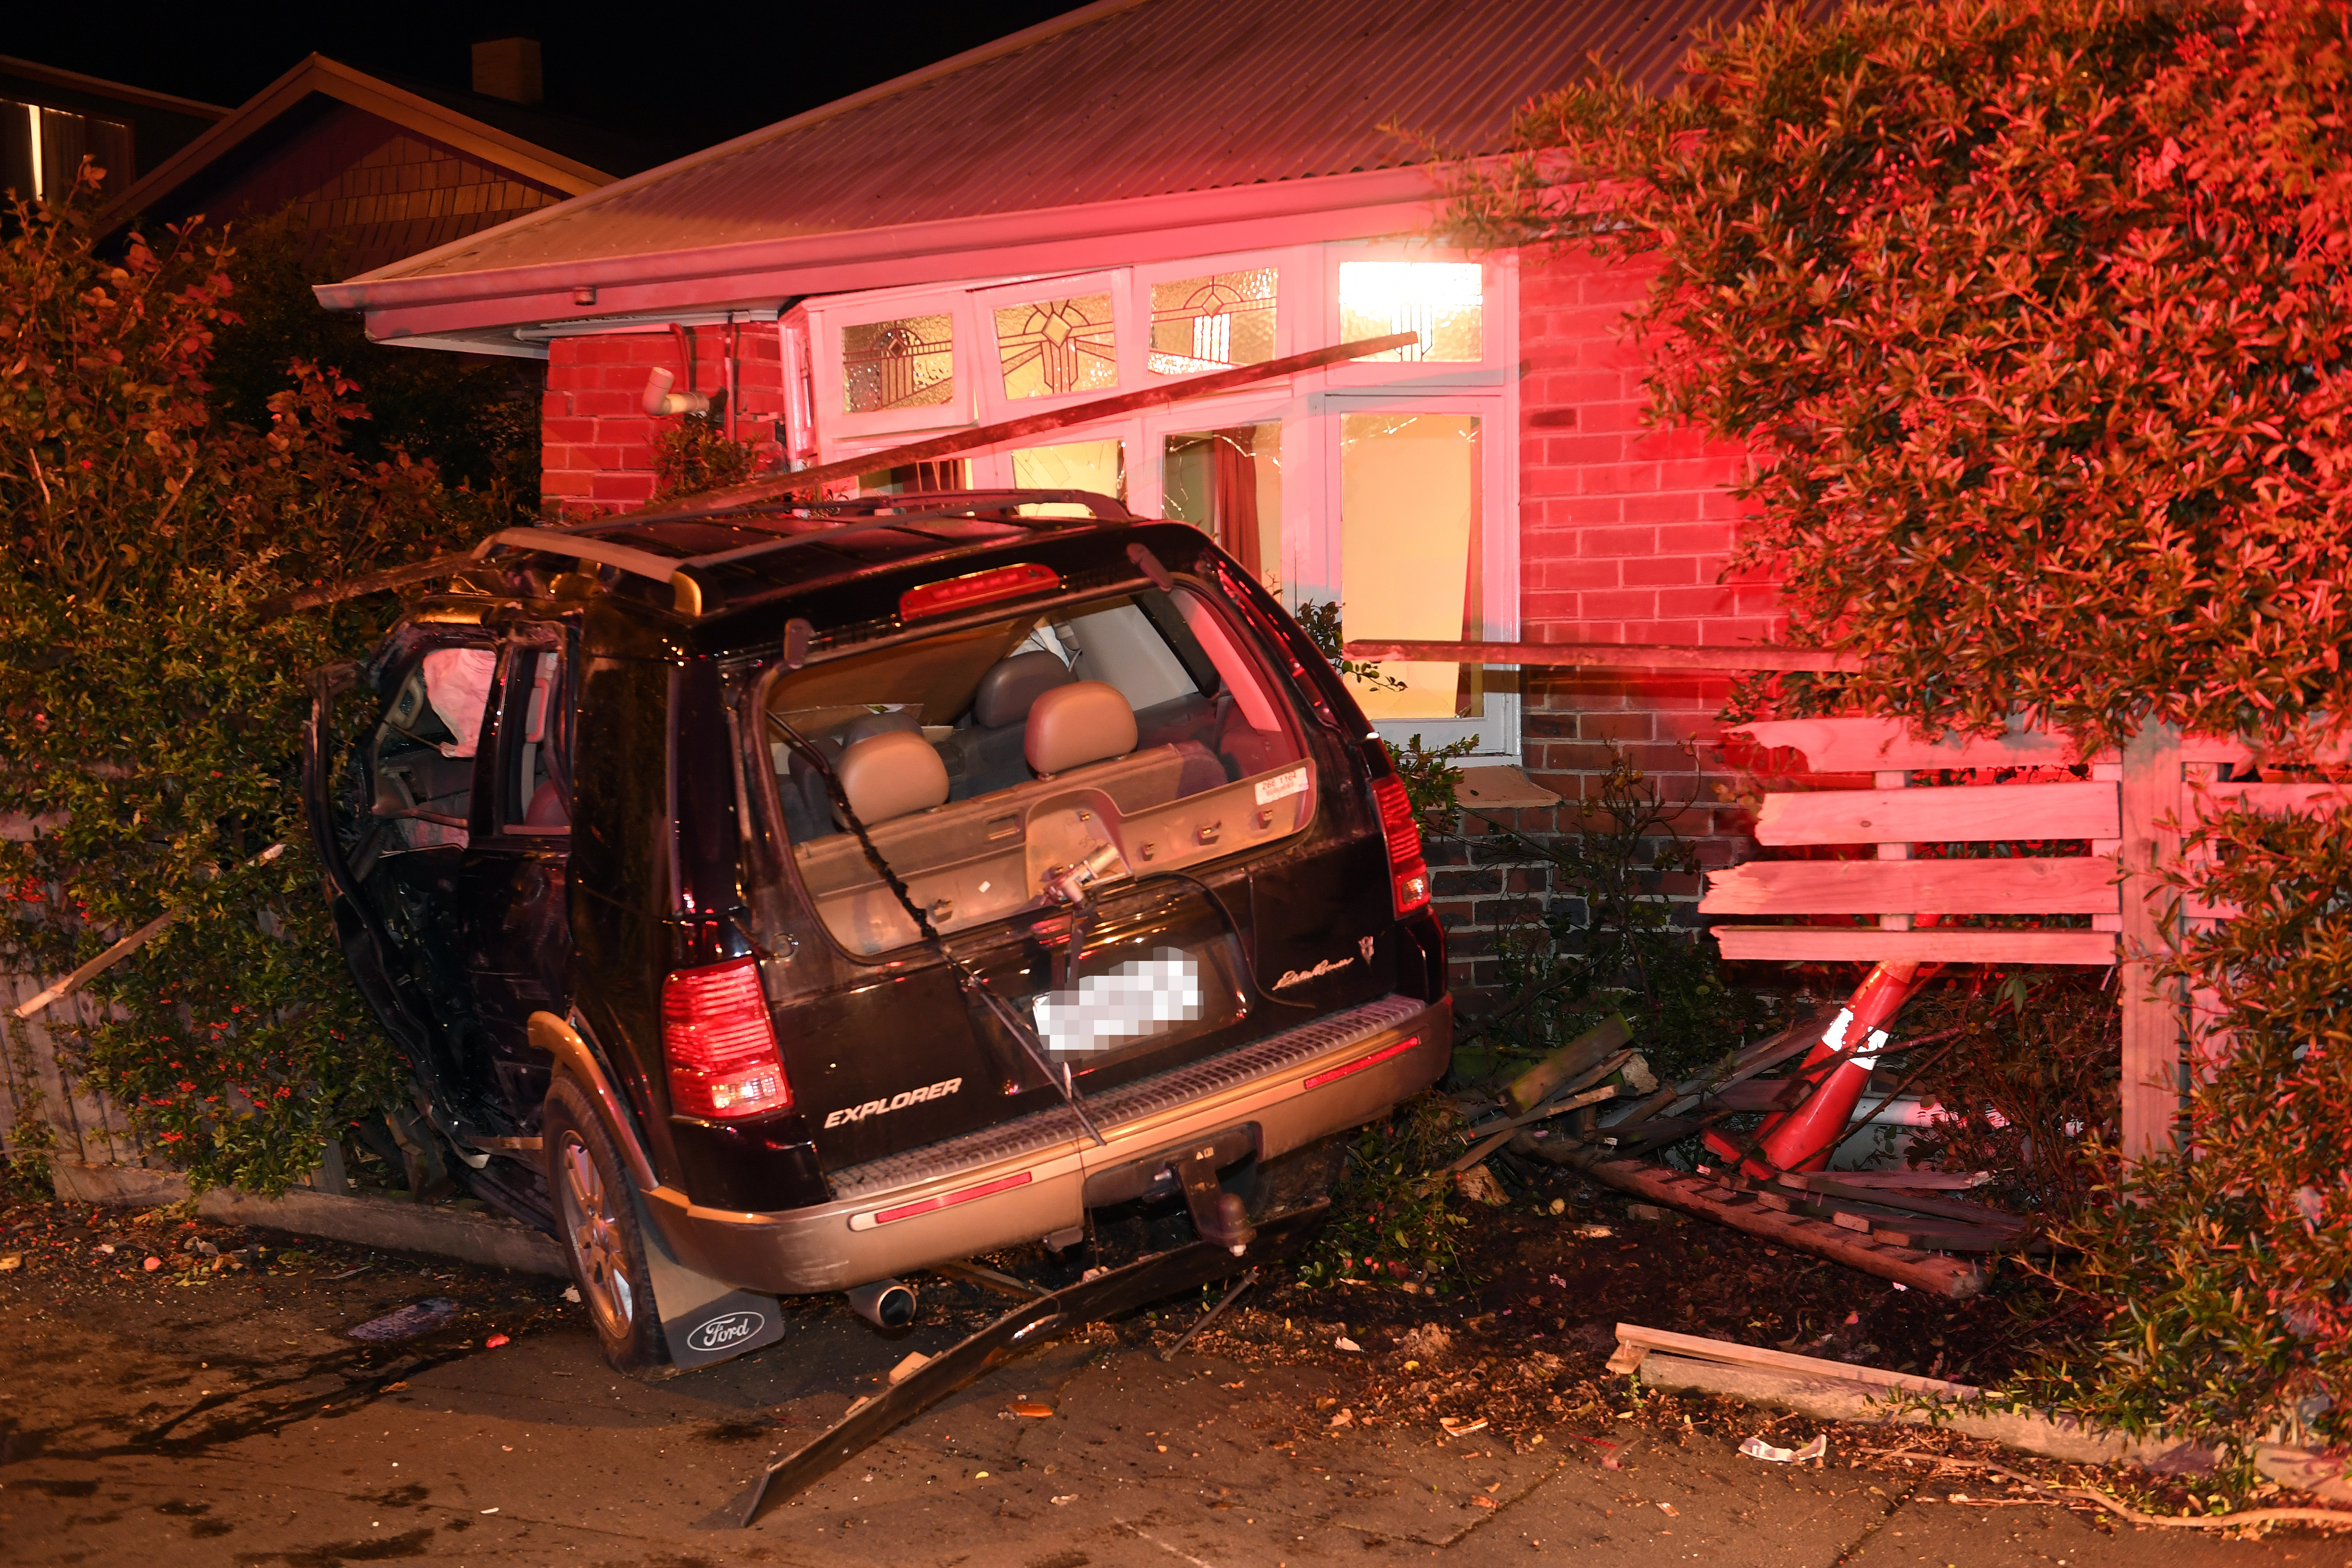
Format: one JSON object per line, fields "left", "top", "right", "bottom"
{"left": 1025, "top": 681, "right": 1138, "bottom": 776}
{"left": 971, "top": 650, "right": 1073, "bottom": 728}
{"left": 841, "top": 708, "right": 920, "bottom": 749}
{"left": 836, "top": 729, "right": 949, "bottom": 825}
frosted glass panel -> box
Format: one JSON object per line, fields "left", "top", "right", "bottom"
{"left": 1013, "top": 440, "right": 1126, "bottom": 516}
{"left": 1149, "top": 269, "right": 1277, "bottom": 375}
{"left": 1339, "top": 412, "right": 1481, "bottom": 719}
{"left": 1338, "top": 262, "right": 1484, "bottom": 363}
{"left": 995, "top": 294, "right": 1118, "bottom": 400}
{"left": 842, "top": 314, "right": 953, "bottom": 414}
{"left": 1162, "top": 423, "right": 1281, "bottom": 588}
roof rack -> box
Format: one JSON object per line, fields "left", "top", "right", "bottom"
{"left": 476, "top": 489, "right": 1141, "bottom": 618}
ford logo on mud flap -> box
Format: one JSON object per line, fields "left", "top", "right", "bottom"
{"left": 687, "top": 1310, "right": 766, "bottom": 1353}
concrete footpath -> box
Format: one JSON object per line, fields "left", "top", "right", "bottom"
{"left": 4, "top": 1244, "right": 2343, "bottom": 1568}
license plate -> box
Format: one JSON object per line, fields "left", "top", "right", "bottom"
{"left": 1030, "top": 947, "right": 1203, "bottom": 1058}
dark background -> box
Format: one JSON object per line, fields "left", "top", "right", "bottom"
{"left": 7, "top": 0, "right": 1075, "bottom": 154}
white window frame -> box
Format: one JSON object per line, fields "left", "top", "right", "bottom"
{"left": 781, "top": 241, "right": 1519, "bottom": 761}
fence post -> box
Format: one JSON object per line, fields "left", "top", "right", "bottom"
{"left": 2118, "top": 724, "right": 2185, "bottom": 1162}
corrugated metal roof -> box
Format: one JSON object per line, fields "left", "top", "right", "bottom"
{"left": 365, "top": 0, "right": 1761, "bottom": 286}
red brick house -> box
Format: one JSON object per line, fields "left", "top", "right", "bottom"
{"left": 319, "top": 0, "right": 1773, "bottom": 989}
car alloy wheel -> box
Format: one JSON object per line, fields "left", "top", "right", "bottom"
{"left": 557, "top": 1129, "right": 637, "bottom": 1339}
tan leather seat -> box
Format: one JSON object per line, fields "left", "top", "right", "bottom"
{"left": 1025, "top": 681, "right": 1138, "bottom": 776}
{"left": 836, "top": 729, "right": 950, "bottom": 824}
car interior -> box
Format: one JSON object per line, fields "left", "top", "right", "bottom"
{"left": 761, "top": 588, "right": 1313, "bottom": 955}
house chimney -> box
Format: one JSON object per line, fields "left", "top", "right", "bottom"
{"left": 471, "top": 38, "right": 544, "bottom": 106}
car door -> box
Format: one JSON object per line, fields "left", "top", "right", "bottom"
{"left": 305, "top": 626, "right": 502, "bottom": 1121}
{"left": 449, "top": 626, "right": 578, "bottom": 1120}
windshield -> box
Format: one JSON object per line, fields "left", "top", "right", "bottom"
{"left": 756, "top": 585, "right": 1312, "bottom": 956}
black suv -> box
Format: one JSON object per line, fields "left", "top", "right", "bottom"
{"left": 305, "top": 490, "right": 1450, "bottom": 1375}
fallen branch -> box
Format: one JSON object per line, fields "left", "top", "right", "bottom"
{"left": 1934, "top": 1455, "right": 2352, "bottom": 1533}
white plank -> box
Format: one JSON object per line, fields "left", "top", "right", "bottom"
{"left": 1731, "top": 716, "right": 2093, "bottom": 771}
{"left": 1710, "top": 927, "right": 2118, "bottom": 964}
{"left": 1701, "top": 856, "right": 2118, "bottom": 915}
{"left": 2192, "top": 782, "right": 2352, "bottom": 821}
{"left": 1755, "top": 780, "right": 2119, "bottom": 845}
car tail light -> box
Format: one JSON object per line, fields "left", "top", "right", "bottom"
{"left": 1371, "top": 776, "right": 1431, "bottom": 917}
{"left": 899, "top": 561, "right": 1061, "bottom": 621}
{"left": 662, "top": 958, "right": 792, "bottom": 1119}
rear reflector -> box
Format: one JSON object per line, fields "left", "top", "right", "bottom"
{"left": 868, "top": 1170, "right": 1032, "bottom": 1227}
{"left": 1303, "top": 1036, "right": 1421, "bottom": 1091}
{"left": 662, "top": 958, "right": 792, "bottom": 1119}
{"left": 899, "top": 561, "right": 1062, "bottom": 621}
{"left": 1371, "top": 776, "right": 1431, "bottom": 916}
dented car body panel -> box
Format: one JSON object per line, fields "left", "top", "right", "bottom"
{"left": 302, "top": 494, "right": 1448, "bottom": 1315}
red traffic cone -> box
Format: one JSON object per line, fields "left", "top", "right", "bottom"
{"left": 1705, "top": 960, "right": 1933, "bottom": 1177}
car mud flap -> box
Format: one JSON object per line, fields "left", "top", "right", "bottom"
{"left": 711, "top": 1198, "right": 1329, "bottom": 1528}
{"left": 630, "top": 1184, "right": 788, "bottom": 1372}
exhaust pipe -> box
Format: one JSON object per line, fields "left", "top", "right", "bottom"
{"left": 846, "top": 1278, "right": 916, "bottom": 1329}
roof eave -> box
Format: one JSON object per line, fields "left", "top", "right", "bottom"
{"left": 321, "top": 163, "right": 1452, "bottom": 344}
{"left": 96, "top": 53, "right": 616, "bottom": 236}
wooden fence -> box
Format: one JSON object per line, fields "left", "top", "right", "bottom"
{"left": 1702, "top": 716, "right": 2352, "bottom": 1159}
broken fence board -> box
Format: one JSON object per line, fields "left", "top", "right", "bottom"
{"left": 1628, "top": 1353, "right": 2216, "bottom": 1472}
{"left": 1610, "top": 1323, "right": 1980, "bottom": 1399}
{"left": 1569, "top": 1157, "right": 1984, "bottom": 1296}
{"left": 1711, "top": 928, "right": 2118, "bottom": 965}
{"left": 1701, "top": 855, "right": 2118, "bottom": 916}
{"left": 1754, "top": 781, "right": 2119, "bottom": 847}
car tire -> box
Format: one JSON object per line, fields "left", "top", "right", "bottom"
{"left": 543, "top": 1075, "right": 670, "bottom": 1376}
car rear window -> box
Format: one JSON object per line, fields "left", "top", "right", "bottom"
{"left": 755, "top": 586, "right": 1313, "bottom": 956}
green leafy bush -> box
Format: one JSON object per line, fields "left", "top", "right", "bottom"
{"left": 2022, "top": 803, "right": 2352, "bottom": 1457}
{"left": 1437, "top": 0, "right": 2352, "bottom": 1449}
{"left": 0, "top": 171, "right": 490, "bottom": 1192}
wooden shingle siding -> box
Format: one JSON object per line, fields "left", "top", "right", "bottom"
{"left": 201, "top": 102, "right": 565, "bottom": 278}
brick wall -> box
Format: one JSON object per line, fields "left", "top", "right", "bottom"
{"left": 1429, "top": 246, "right": 1774, "bottom": 1001}
{"left": 542, "top": 327, "right": 784, "bottom": 513}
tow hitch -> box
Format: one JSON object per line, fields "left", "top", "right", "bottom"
{"left": 713, "top": 1199, "right": 1326, "bottom": 1528}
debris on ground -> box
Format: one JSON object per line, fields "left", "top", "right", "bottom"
{"left": 1741, "top": 1433, "right": 1830, "bottom": 1462}
{"left": 348, "top": 1296, "right": 461, "bottom": 1342}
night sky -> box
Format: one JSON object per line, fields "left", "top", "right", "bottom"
{"left": 9, "top": 0, "right": 1078, "bottom": 155}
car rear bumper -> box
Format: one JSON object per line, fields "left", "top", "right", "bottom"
{"left": 642, "top": 992, "right": 1449, "bottom": 1295}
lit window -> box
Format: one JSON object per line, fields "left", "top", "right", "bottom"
{"left": 1148, "top": 270, "right": 1277, "bottom": 374}
{"left": 995, "top": 294, "right": 1118, "bottom": 400}
{"left": 1339, "top": 412, "right": 1483, "bottom": 719}
{"left": 842, "top": 314, "right": 954, "bottom": 414}
{"left": 1162, "top": 424, "right": 1280, "bottom": 585}
{"left": 1012, "top": 440, "right": 1125, "bottom": 515}
{"left": 1337, "top": 262, "right": 1484, "bottom": 363}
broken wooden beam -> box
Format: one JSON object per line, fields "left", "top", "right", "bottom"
{"left": 1606, "top": 1322, "right": 1982, "bottom": 1399}
{"left": 1564, "top": 1156, "right": 1986, "bottom": 1296}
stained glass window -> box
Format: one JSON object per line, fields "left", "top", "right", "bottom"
{"left": 841, "top": 313, "right": 954, "bottom": 414}
{"left": 1148, "top": 269, "right": 1277, "bottom": 375}
{"left": 1337, "top": 262, "right": 1484, "bottom": 363}
{"left": 994, "top": 294, "right": 1118, "bottom": 400}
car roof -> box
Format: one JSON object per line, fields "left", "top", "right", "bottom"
{"left": 461, "top": 489, "right": 1153, "bottom": 627}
